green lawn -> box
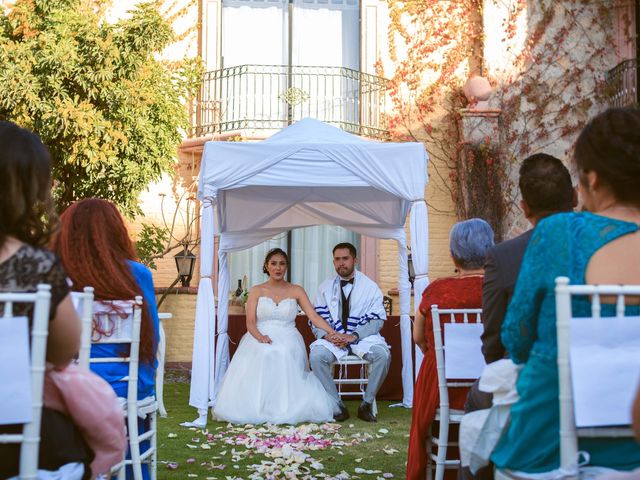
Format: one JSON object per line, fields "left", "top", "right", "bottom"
{"left": 157, "top": 379, "right": 411, "bottom": 479}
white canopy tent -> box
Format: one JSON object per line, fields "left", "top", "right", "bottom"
{"left": 190, "top": 118, "right": 429, "bottom": 415}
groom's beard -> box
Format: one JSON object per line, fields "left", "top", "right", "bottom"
{"left": 336, "top": 265, "right": 354, "bottom": 278}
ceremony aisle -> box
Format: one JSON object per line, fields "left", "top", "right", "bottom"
{"left": 158, "top": 377, "right": 411, "bottom": 479}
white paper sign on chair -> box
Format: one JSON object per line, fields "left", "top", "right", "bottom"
{"left": 570, "top": 315, "right": 640, "bottom": 428}
{"left": 0, "top": 315, "right": 32, "bottom": 425}
{"left": 444, "top": 323, "right": 486, "bottom": 379}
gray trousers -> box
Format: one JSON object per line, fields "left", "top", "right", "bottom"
{"left": 309, "top": 344, "right": 391, "bottom": 404}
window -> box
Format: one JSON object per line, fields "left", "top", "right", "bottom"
{"left": 223, "top": 0, "right": 363, "bottom": 296}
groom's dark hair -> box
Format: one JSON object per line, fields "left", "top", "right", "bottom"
{"left": 332, "top": 242, "right": 357, "bottom": 258}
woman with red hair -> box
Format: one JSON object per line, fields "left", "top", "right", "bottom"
{"left": 52, "top": 198, "right": 160, "bottom": 401}
{"left": 53, "top": 198, "right": 160, "bottom": 480}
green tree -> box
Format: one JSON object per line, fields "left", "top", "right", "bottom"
{"left": 0, "top": 0, "right": 200, "bottom": 216}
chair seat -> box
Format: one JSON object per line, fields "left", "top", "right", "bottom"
{"left": 335, "top": 354, "right": 369, "bottom": 365}
{"left": 434, "top": 408, "right": 465, "bottom": 423}
{"left": 117, "top": 396, "right": 157, "bottom": 417}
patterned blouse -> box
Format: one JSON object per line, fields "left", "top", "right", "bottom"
{"left": 0, "top": 244, "right": 70, "bottom": 320}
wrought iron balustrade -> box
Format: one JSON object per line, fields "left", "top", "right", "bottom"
{"left": 606, "top": 59, "right": 638, "bottom": 108}
{"left": 191, "top": 64, "right": 389, "bottom": 139}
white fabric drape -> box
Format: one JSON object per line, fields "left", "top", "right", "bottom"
{"left": 292, "top": 0, "right": 359, "bottom": 68}
{"left": 212, "top": 251, "right": 231, "bottom": 406}
{"left": 191, "top": 119, "right": 429, "bottom": 413}
{"left": 229, "top": 235, "right": 287, "bottom": 291}
{"left": 290, "top": 225, "right": 359, "bottom": 297}
{"left": 221, "top": 0, "right": 288, "bottom": 124}
{"left": 189, "top": 202, "right": 216, "bottom": 411}
{"left": 221, "top": 0, "right": 287, "bottom": 67}
{"left": 292, "top": 0, "right": 360, "bottom": 123}
{"left": 396, "top": 236, "right": 414, "bottom": 407}
{"left": 410, "top": 201, "right": 429, "bottom": 381}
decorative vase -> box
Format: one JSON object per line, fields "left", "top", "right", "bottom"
{"left": 462, "top": 76, "right": 492, "bottom": 110}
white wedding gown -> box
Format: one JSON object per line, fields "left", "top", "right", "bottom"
{"left": 213, "top": 297, "right": 339, "bottom": 424}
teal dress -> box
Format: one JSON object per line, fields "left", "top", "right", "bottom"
{"left": 491, "top": 212, "right": 640, "bottom": 472}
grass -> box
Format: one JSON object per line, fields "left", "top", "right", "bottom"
{"left": 157, "top": 379, "right": 411, "bottom": 479}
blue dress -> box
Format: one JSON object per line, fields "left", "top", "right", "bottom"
{"left": 90, "top": 261, "right": 160, "bottom": 480}
{"left": 491, "top": 212, "right": 640, "bottom": 472}
{"left": 90, "top": 261, "right": 160, "bottom": 400}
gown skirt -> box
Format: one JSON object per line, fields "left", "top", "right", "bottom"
{"left": 213, "top": 297, "right": 338, "bottom": 425}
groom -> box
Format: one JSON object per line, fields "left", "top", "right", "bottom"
{"left": 310, "top": 242, "right": 391, "bottom": 422}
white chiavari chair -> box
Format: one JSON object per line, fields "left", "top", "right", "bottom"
{"left": 429, "top": 306, "right": 484, "bottom": 480}
{"left": 0, "top": 284, "right": 51, "bottom": 479}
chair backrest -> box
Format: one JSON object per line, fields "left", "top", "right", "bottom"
{"left": 0, "top": 284, "right": 51, "bottom": 480}
{"left": 555, "top": 276, "right": 640, "bottom": 470}
{"left": 71, "top": 287, "right": 95, "bottom": 369}
{"left": 89, "top": 296, "right": 143, "bottom": 404}
{"left": 431, "top": 305, "right": 484, "bottom": 406}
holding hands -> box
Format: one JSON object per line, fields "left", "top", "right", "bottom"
{"left": 326, "top": 331, "right": 357, "bottom": 349}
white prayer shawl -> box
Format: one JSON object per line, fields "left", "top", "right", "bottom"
{"left": 312, "top": 270, "right": 388, "bottom": 360}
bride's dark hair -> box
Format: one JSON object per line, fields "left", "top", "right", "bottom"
{"left": 263, "top": 248, "right": 289, "bottom": 275}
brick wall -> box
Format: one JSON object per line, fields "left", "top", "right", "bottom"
{"left": 156, "top": 293, "right": 197, "bottom": 363}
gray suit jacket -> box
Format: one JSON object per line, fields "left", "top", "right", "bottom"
{"left": 481, "top": 229, "right": 533, "bottom": 363}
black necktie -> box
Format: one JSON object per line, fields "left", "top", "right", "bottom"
{"left": 340, "top": 278, "right": 353, "bottom": 330}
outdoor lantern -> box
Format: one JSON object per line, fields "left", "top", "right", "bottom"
{"left": 407, "top": 251, "right": 415, "bottom": 288}
{"left": 174, "top": 248, "right": 197, "bottom": 287}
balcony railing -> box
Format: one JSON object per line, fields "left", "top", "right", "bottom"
{"left": 606, "top": 59, "right": 638, "bottom": 108}
{"left": 191, "top": 64, "right": 389, "bottom": 139}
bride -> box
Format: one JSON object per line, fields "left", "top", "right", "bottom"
{"left": 213, "top": 248, "right": 341, "bottom": 424}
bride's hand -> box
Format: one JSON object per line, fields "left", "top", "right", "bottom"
{"left": 258, "top": 334, "right": 272, "bottom": 344}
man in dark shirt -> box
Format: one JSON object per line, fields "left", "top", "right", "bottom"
{"left": 480, "top": 153, "right": 576, "bottom": 364}
{"left": 459, "top": 153, "right": 575, "bottom": 480}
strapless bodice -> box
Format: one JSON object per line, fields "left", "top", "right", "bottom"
{"left": 256, "top": 297, "right": 298, "bottom": 327}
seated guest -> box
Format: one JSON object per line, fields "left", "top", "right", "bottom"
{"left": 406, "top": 218, "right": 495, "bottom": 480}
{"left": 492, "top": 107, "right": 640, "bottom": 471}
{"left": 52, "top": 198, "right": 160, "bottom": 480}
{"left": 460, "top": 154, "right": 575, "bottom": 480}
{"left": 0, "top": 121, "right": 90, "bottom": 477}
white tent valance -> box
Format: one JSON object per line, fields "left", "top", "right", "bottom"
{"left": 190, "top": 118, "right": 429, "bottom": 413}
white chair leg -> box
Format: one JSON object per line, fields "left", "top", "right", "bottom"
{"left": 426, "top": 434, "right": 433, "bottom": 480}
{"left": 150, "top": 410, "right": 158, "bottom": 480}
{"left": 156, "top": 320, "right": 167, "bottom": 417}
{"left": 435, "top": 410, "right": 450, "bottom": 480}
{"left": 128, "top": 411, "right": 144, "bottom": 480}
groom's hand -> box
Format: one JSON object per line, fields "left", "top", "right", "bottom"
{"left": 327, "top": 333, "right": 356, "bottom": 348}
{"left": 326, "top": 332, "right": 345, "bottom": 347}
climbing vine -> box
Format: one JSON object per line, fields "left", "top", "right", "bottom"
{"left": 381, "top": 0, "right": 628, "bottom": 238}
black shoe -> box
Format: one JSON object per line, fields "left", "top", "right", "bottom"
{"left": 333, "top": 404, "right": 350, "bottom": 422}
{"left": 357, "top": 401, "right": 377, "bottom": 422}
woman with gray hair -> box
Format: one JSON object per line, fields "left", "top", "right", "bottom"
{"left": 407, "top": 218, "right": 494, "bottom": 479}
